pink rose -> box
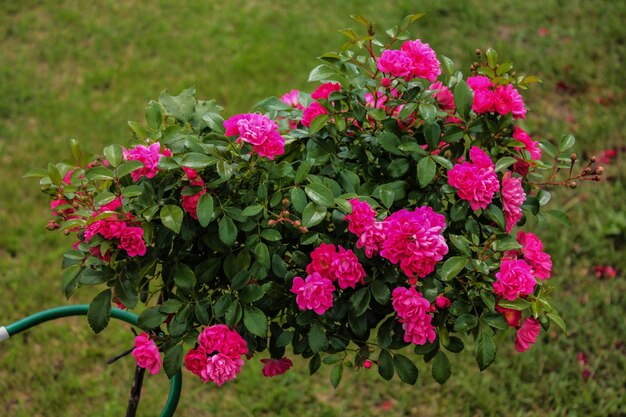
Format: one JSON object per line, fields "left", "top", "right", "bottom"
{"left": 392, "top": 286, "right": 431, "bottom": 320}
{"left": 493, "top": 258, "right": 536, "bottom": 301}
{"left": 280, "top": 89, "right": 304, "bottom": 110}
{"left": 512, "top": 126, "right": 541, "bottom": 172}
{"left": 501, "top": 171, "right": 526, "bottom": 234}
{"left": 184, "top": 348, "right": 207, "bottom": 376}
{"left": 306, "top": 243, "right": 337, "bottom": 278}
{"left": 98, "top": 219, "right": 127, "bottom": 240}
{"left": 223, "top": 113, "right": 285, "bottom": 160}
{"left": 401, "top": 314, "right": 437, "bottom": 345}
{"left": 198, "top": 324, "right": 248, "bottom": 358}
{"left": 472, "top": 89, "right": 495, "bottom": 114}
{"left": 301, "top": 102, "right": 329, "bottom": 128}
{"left": 435, "top": 295, "right": 451, "bottom": 309}
{"left": 448, "top": 146, "right": 500, "bottom": 211}
{"left": 517, "top": 231, "right": 552, "bottom": 280}
{"left": 200, "top": 353, "right": 244, "bottom": 386}
{"left": 260, "top": 357, "right": 293, "bottom": 377}
{"left": 329, "top": 246, "right": 366, "bottom": 289}
{"left": 495, "top": 302, "right": 522, "bottom": 327}
{"left": 377, "top": 49, "right": 413, "bottom": 78}
{"left": 515, "top": 317, "right": 541, "bottom": 352}
{"left": 132, "top": 333, "right": 161, "bottom": 375}
{"left": 357, "top": 222, "right": 386, "bottom": 258}
{"left": 119, "top": 226, "right": 147, "bottom": 257}
{"left": 400, "top": 39, "right": 441, "bottom": 82}
{"left": 344, "top": 198, "right": 376, "bottom": 237}
{"left": 290, "top": 272, "right": 335, "bottom": 315}
{"left": 494, "top": 84, "right": 526, "bottom": 119}
{"left": 123, "top": 143, "right": 171, "bottom": 182}
{"left": 430, "top": 82, "right": 455, "bottom": 111}
{"left": 310, "top": 82, "right": 341, "bottom": 100}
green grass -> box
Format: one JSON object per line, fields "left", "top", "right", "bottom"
{"left": 1, "top": 1, "right": 625, "bottom": 416}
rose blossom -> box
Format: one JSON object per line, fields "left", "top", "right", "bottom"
{"left": 290, "top": 272, "right": 335, "bottom": 314}
{"left": 495, "top": 84, "right": 526, "bottom": 119}
{"left": 119, "top": 226, "right": 147, "bottom": 257}
{"left": 132, "top": 333, "right": 161, "bottom": 375}
{"left": 495, "top": 302, "right": 522, "bottom": 327}
{"left": 493, "top": 258, "right": 536, "bottom": 301}
{"left": 380, "top": 207, "right": 448, "bottom": 278}
{"left": 260, "top": 357, "right": 293, "bottom": 377}
{"left": 123, "top": 143, "right": 172, "bottom": 182}
{"left": 448, "top": 146, "right": 500, "bottom": 211}
{"left": 310, "top": 82, "right": 341, "bottom": 100}
{"left": 392, "top": 286, "right": 431, "bottom": 320}
{"left": 184, "top": 348, "right": 207, "bottom": 376}
{"left": 306, "top": 243, "right": 336, "bottom": 278}
{"left": 435, "top": 295, "right": 451, "bottom": 309}
{"left": 198, "top": 324, "right": 248, "bottom": 358}
{"left": 301, "top": 102, "right": 328, "bottom": 128}
{"left": 200, "top": 353, "right": 244, "bottom": 386}
{"left": 401, "top": 314, "right": 437, "bottom": 345}
{"left": 400, "top": 39, "right": 441, "bottom": 82}
{"left": 501, "top": 171, "right": 526, "bottom": 233}
{"left": 344, "top": 198, "right": 376, "bottom": 237}
{"left": 182, "top": 170, "right": 206, "bottom": 220}
{"left": 467, "top": 75, "right": 493, "bottom": 90}
{"left": 357, "top": 222, "right": 386, "bottom": 258}
{"left": 377, "top": 49, "right": 413, "bottom": 78}
{"left": 472, "top": 89, "right": 495, "bottom": 114}
{"left": 517, "top": 231, "right": 552, "bottom": 280}
{"left": 280, "top": 89, "right": 304, "bottom": 110}
{"left": 223, "top": 113, "right": 285, "bottom": 160}
{"left": 98, "top": 219, "right": 127, "bottom": 240}
{"left": 515, "top": 317, "right": 541, "bottom": 352}
{"left": 430, "top": 81, "right": 455, "bottom": 111}
{"left": 328, "top": 246, "right": 366, "bottom": 289}
{"left": 512, "top": 126, "right": 542, "bottom": 175}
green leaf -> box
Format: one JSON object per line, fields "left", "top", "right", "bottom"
{"left": 239, "top": 284, "right": 265, "bottom": 304}
{"left": 243, "top": 306, "right": 267, "bottom": 337}
{"left": 431, "top": 351, "right": 451, "bottom": 384}
{"left": 295, "top": 160, "right": 314, "bottom": 184}
{"left": 558, "top": 134, "right": 575, "bottom": 152}
{"left": 492, "top": 235, "right": 522, "bottom": 252}
{"left": 308, "top": 322, "right": 328, "bottom": 353}
{"left": 276, "top": 331, "right": 293, "bottom": 348}
{"left": 305, "top": 183, "right": 335, "bottom": 207}
{"left": 484, "top": 205, "right": 506, "bottom": 230}
{"left": 330, "top": 363, "right": 343, "bottom": 388}
{"left": 182, "top": 153, "right": 215, "bottom": 169}
{"left": 476, "top": 331, "right": 496, "bottom": 371}
{"left": 417, "top": 157, "right": 437, "bottom": 188}
{"left": 128, "top": 121, "right": 147, "bottom": 139}
{"left": 86, "top": 166, "right": 115, "bottom": 181}
{"left": 160, "top": 299, "right": 183, "bottom": 314}
{"left": 438, "top": 256, "right": 468, "bottom": 281}
{"left": 302, "top": 203, "right": 326, "bottom": 227}
{"left": 114, "top": 278, "right": 138, "bottom": 309}
{"left": 308, "top": 64, "right": 337, "bottom": 82}
{"left": 195, "top": 303, "right": 210, "bottom": 324}
{"left": 255, "top": 242, "right": 270, "bottom": 267}
{"left": 387, "top": 158, "right": 410, "bottom": 178}
{"left": 443, "top": 336, "right": 465, "bottom": 353}
{"left": 160, "top": 205, "right": 184, "bottom": 234}
{"left": 163, "top": 345, "right": 183, "bottom": 378}
{"left": 307, "top": 114, "right": 330, "bottom": 135}
{"left": 138, "top": 306, "right": 166, "bottom": 329}
{"left": 61, "top": 264, "right": 82, "bottom": 298}
{"left": 146, "top": 100, "right": 163, "bottom": 131}
{"left": 160, "top": 88, "right": 195, "bottom": 123}
{"left": 290, "top": 188, "right": 307, "bottom": 213}
{"left": 393, "top": 354, "right": 418, "bottom": 385}
{"left": 376, "top": 317, "right": 394, "bottom": 349}
{"left": 453, "top": 313, "right": 479, "bottom": 332}
{"left": 547, "top": 312, "right": 567, "bottom": 333}
{"left": 103, "top": 144, "right": 123, "bottom": 168}
{"left": 481, "top": 312, "right": 509, "bottom": 330}
{"left": 47, "top": 163, "right": 62, "bottom": 185}
{"left": 242, "top": 205, "right": 264, "bottom": 217}
{"left": 196, "top": 194, "right": 214, "bottom": 227}
{"left": 496, "top": 298, "right": 532, "bottom": 311}
{"left": 116, "top": 160, "right": 144, "bottom": 179}
{"left": 251, "top": 96, "right": 292, "bottom": 112}
{"left": 23, "top": 168, "right": 49, "bottom": 178}
{"left": 94, "top": 191, "right": 116, "bottom": 207}
{"left": 454, "top": 79, "right": 473, "bottom": 119}
{"left": 349, "top": 287, "right": 371, "bottom": 317}
{"left": 378, "top": 350, "right": 394, "bottom": 381}
{"left": 309, "top": 354, "right": 321, "bottom": 375}
{"left": 261, "top": 229, "right": 281, "bottom": 241}
{"left": 370, "top": 281, "right": 390, "bottom": 304}
{"left": 174, "top": 263, "right": 196, "bottom": 292}
{"left": 546, "top": 209, "right": 571, "bottom": 227}
{"left": 218, "top": 216, "right": 238, "bottom": 246}
{"left": 495, "top": 156, "right": 517, "bottom": 173}
{"left": 419, "top": 103, "right": 437, "bottom": 122}
{"left": 87, "top": 289, "right": 112, "bottom": 334}
{"left": 486, "top": 48, "right": 498, "bottom": 68}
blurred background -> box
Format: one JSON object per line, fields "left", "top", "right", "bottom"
{"left": 1, "top": 1, "right": 625, "bottom": 416}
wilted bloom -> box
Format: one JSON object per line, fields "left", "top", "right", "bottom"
{"left": 260, "top": 357, "right": 293, "bottom": 377}
{"left": 514, "top": 317, "right": 541, "bottom": 352}
{"left": 291, "top": 272, "right": 335, "bottom": 314}
{"left": 593, "top": 265, "right": 618, "bottom": 279}
{"left": 132, "top": 333, "right": 161, "bottom": 375}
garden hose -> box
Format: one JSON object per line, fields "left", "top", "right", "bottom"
{"left": 0, "top": 305, "right": 182, "bottom": 417}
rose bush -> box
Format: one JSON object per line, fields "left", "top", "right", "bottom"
{"left": 29, "top": 14, "right": 602, "bottom": 386}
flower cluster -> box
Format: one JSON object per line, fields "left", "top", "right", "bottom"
{"left": 184, "top": 325, "right": 248, "bottom": 386}
{"left": 377, "top": 39, "right": 441, "bottom": 82}
{"left": 467, "top": 75, "right": 526, "bottom": 119}
{"left": 392, "top": 286, "right": 436, "bottom": 345}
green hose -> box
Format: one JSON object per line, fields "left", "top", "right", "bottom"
{"left": 1, "top": 305, "right": 182, "bottom": 417}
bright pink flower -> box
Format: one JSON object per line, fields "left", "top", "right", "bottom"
{"left": 50, "top": 199, "right": 72, "bottom": 217}
{"left": 183, "top": 167, "right": 200, "bottom": 181}
{"left": 467, "top": 76, "right": 493, "bottom": 91}
{"left": 517, "top": 231, "right": 552, "bottom": 280}
{"left": 198, "top": 324, "right": 248, "bottom": 358}
{"left": 357, "top": 222, "right": 386, "bottom": 258}
{"left": 223, "top": 113, "right": 285, "bottom": 160}
{"left": 435, "top": 295, "right": 451, "bottom": 309}
{"left": 380, "top": 207, "right": 448, "bottom": 278}
{"left": 124, "top": 143, "right": 171, "bottom": 182}
{"left": 345, "top": 198, "right": 376, "bottom": 237}
{"left": 329, "top": 246, "right": 366, "bottom": 289}
{"left": 593, "top": 265, "right": 618, "bottom": 279}
{"left": 365, "top": 92, "right": 389, "bottom": 109}
{"left": 430, "top": 82, "right": 455, "bottom": 111}
{"left": 377, "top": 49, "right": 413, "bottom": 78}
{"left": 448, "top": 147, "right": 500, "bottom": 210}
{"left": 502, "top": 171, "right": 526, "bottom": 233}
{"left": 381, "top": 77, "right": 391, "bottom": 88}
{"left": 290, "top": 272, "right": 335, "bottom": 314}
{"left": 182, "top": 188, "right": 206, "bottom": 220}
{"left": 495, "top": 84, "right": 526, "bottom": 119}
{"left": 310, "top": 82, "right": 341, "bottom": 100}
{"left": 200, "top": 353, "right": 244, "bottom": 386}
{"left": 132, "top": 333, "right": 161, "bottom": 375}
{"left": 400, "top": 39, "right": 441, "bottom": 82}
{"left": 98, "top": 219, "right": 127, "bottom": 240}
{"left": 472, "top": 89, "right": 495, "bottom": 114}
{"left": 89, "top": 245, "right": 111, "bottom": 262}
{"left": 100, "top": 196, "right": 123, "bottom": 212}
{"left": 401, "top": 314, "right": 437, "bottom": 345}
{"left": 495, "top": 302, "right": 522, "bottom": 327}
{"left": 260, "top": 357, "right": 293, "bottom": 377}
{"left": 184, "top": 348, "right": 207, "bottom": 376}
{"left": 306, "top": 243, "right": 337, "bottom": 277}
{"left": 301, "top": 102, "right": 329, "bottom": 128}
{"left": 392, "top": 286, "right": 431, "bottom": 320}
{"left": 119, "top": 226, "right": 146, "bottom": 257}
{"left": 512, "top": 126, "right": 541, "bottom": 161}
{"left": 493, "top": 258, "right": 536, "bottom": 301}
{"left": 363, "top": 359, "right": 373, "bottom": 369}
{"left": 280, "top": 89, "right": 304, "bottom": 110}
{"left": 515, "top": 317, "right": 541, "bottom": 352}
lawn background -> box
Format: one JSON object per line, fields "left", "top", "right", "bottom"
{"left": 1, "top": 1, "right": 625, "bottom": 416}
